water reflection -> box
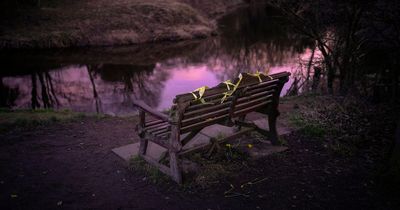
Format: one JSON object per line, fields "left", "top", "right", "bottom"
{"left": 0, "top": 5, "right": 313, "bottom": 115}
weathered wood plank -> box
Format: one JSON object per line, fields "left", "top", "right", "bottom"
{"left": 233, "top": 100, "right": 272, "bottom": 117}
{"left": 237, "top": 90, "right": 274, "bottom": 103}
{"left": 246, "top": 84, "right": 277, "bottom": 96}
{"left": 133, "top": 100, "right": 169, "bottom": 121}
{"left": 146, "top": 124, "right": 168, "bottom": 132}
{"left": 180, "top": 114, "right": 229, "bottom": 134}
{"left": 181, "top": 107, "right": 231, "bottom": 127}
{"left": 235, "top": 95, "right": 274, "bottom": 110}
{"left": 145, "top": 119, "right": 164, "bottom": 127}
{"left": 151, "top": 127, "right": 170, "bottom": 136}
{"left": 183, "top": 102, "right": 232, "bottom": 119}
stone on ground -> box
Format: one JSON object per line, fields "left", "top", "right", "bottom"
{"left": 112, "top": 142, "right": 167, "bottom": 162}
{"left": 112, "top": 112, "right": 293, "bottom": 162}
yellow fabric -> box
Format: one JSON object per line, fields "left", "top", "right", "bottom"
{"left": 191, "top": 86, "right": 210, "bottom": 104}
{"left": 248, "top": 71, "right": 263, "bottom": 82}
{"left": 191, "top": 70, "right": 274, "bottom": 104}
{"left": 222, "top": 80, "right": 236, "bottom": 91}
{"left": 220, "top": 73, "right": 244, "bottom": 104}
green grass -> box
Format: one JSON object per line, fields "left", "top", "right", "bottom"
{"left": 0, "top": 108, "right": 87, "bottom": 133}
{"left": 289, "top": 114, "right": 326, "bottom": 138}
{"left": 128, "top": 156, "right": 170, "bottom": 184}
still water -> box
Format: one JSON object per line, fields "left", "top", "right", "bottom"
{"left": 0, "top": 5, "right": 313, "bottom": 115}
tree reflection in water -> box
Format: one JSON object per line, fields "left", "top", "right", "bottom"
{"left": 0, "top": 4, "right": 314, "bottom": 115}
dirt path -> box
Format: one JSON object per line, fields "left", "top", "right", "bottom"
{"left": 0, "top": 117, "right": 181, "bottom": 209}
{"left": 0, "top": 116, "right": 398, "bottom": 209}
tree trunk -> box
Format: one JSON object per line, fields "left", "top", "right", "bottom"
{"left": 391, "top": 119, "right": 400, "bottom": 166}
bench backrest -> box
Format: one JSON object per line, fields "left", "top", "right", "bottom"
{"left": 172, "top": 72, "right": 290, "bottom": 134}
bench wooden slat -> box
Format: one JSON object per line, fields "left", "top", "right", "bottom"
{"left": 237, "top": 89, "right": 275, "bottom": 103}
{"left": 234, "top": 100, "right": 272, "bottom": 117}
{"left": 181, "top": 107, "right": 231, "bottom": 127}
{"left": 235, "top": 95, "right": 274, "bottom": 111}
{"left": 183, "top": 102, "right": 232, "bottom": 119}
{"left": 151, "top": 127, "right": 170, "bottom": 136}
{"left": 145, "top": 122, "right": 169, "bottom": 131}
{"left": 180, "top": 114, "right": 229, "bottom": 134}
{"left": 147, "top": 125, "right": 168, "bottom": 133}
{"left": 186, "top": 97, "right": 233, "bottom": 111}
{"left": 246, "top": 79, "right": 279, "bottom": 91}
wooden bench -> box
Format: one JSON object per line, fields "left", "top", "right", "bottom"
{"left": 133, "top": 72, "right": 290, "bottom": 184}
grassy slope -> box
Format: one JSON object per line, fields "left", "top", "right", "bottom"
{"left": 0, "top": 109, "right": 86, "bottom": 133}
{"left": 0, "top": 0, "right": 243, "bottom": 49}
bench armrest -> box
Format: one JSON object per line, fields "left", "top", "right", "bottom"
{"left": 133, "top": 100, "right": 169, "bottom": 122}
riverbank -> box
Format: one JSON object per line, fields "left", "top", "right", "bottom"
{"left": 0, "top": 0, "right": 244, "bottom": 49}
{"left": 0, "top": 95, "right": 399, "bottom": 209}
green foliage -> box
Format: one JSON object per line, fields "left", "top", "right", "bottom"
{"left": 0, "top": 108, "right": 87, "bottom": 133}
{"left": 286, "top": 94, "right": 399, "bottom": 158}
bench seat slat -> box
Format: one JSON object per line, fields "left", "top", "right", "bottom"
{"left": 145, "top": 122, "right": 169, "bottom": 131}
{"left": 183, "top": 102, "right": 232, "bottom": 119}
{"left": 151, "top": 128, "right": 170, "bottom": 136}
{"left": 186, "top": 97, "right": 233, "bottom": 111}
{"left": 237, "top": 89, "right": 275, "bottom": 103}
{"left": 247, "top": 84, "right": 278, "bottom": 96}
{"left": 146, "top": 123, "right": 170, "bottom": 133}
{"left": 181, "top": 114, "right": 229, "bottom": 134}
{"left": 246, "top": 79, "right": 279, "bottom": 91}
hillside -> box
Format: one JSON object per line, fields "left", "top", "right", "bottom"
{"left": 0, "top": 0, "right": 244, "bottom": 49}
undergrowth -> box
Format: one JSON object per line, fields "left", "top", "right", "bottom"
{"left": 287, "top": 94, "right": 399, "bottom": 157}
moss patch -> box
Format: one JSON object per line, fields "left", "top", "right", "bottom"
{"left": 0, "top": 109, "right": 90, "bottom": 132}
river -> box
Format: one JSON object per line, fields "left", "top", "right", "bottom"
{"left": 0, "top": 5, "right": 313, "bottom": 115}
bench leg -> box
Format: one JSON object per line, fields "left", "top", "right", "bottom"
{"left": 169, "top": 151, "right": 182, "bottom": 184}
{"left": 235, "top": 115, "right": 246, "bottom": 132}
{"left": 139, "top": 138, "right": 148, "bottom": 155}
{"left": 268, "top": 110, "right": 280, "bottom": 145}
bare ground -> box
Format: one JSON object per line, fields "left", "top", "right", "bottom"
{"left": 0, "top": 98, "right": 399, "bottom": 209}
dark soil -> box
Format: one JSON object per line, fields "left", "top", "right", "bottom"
{"left": 0, "top": 115, "right": 399, "bottom": 209}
